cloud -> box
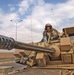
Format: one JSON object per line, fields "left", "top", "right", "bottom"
{"left": 0, "top": 0, "right": 74, "bottom": 44}
{"left": 18, "top": 0, "right": 74, "bottom": 40}
{"left": 0, "top": 13, "right": 19, "bottom": 29}
{"left": 25, "top": 0, "right": 74, "bottom": 31}
{"left": 0, "top": 10, "right": 19, "bottom": 38}
{"left": 18, "top": 0, "right": 35, "bottom": 15}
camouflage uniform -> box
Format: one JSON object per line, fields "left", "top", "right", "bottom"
{"left": 43, "top": 23, "right": 59, "bottom": 43}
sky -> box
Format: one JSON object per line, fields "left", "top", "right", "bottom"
{"left": 0, "top": 0, "right": 74, "bottom": 51}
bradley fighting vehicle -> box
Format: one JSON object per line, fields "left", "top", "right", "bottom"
{"left": 0, "top": 26, "right": 74, "bottom": 75}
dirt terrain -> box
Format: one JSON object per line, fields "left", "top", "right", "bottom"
{"left": 0, "top": 53, "right": 14, "bottom": 58}
{"left": 0, "top": 62, "right": 60, "bottom": 75}
{"left": 13, "top": 69, "right": 60, "bottom": 75}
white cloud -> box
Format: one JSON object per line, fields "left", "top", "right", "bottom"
{"left": 0, "top": 13, "right": 19, "bottom": 29}
{"left": 17, "top": 0, "right": 74, "bottom": 41}
{"left": 30, "top": 0, "right": 74, "bottom": 30}
{"left": 18, "top": 0, "right": 35, "bottom": 15}
{"left": 0, "top": 11, "right": 19, "bottom": 39}
{"left": 0, "top": 0, "right": 74, "bottom": 44}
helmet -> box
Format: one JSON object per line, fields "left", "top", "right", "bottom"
{"left": 45, "top": 23, "right": 52, "bottom": 30}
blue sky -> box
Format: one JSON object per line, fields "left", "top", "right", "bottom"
{"left": 0, "top": 0, "right": 68, "bottom": 16}
{"left": 0, "top": 0, "right": 74, "bottom": 43}
{"left": 0, "top": 0, "right": 20, "bottom": 13}
{"left": 44, "top": 0, "right": 67, "bottom": 4}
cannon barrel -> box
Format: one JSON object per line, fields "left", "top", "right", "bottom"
{"left": 0, "top": 35, "right": 55, "bottom": 53}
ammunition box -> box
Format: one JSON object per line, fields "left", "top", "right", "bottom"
{"left": 60, "top": 37, "right": 71, "bottom": 51}
{"left": 61, "top": 53, "right": 72, "bottom": 64}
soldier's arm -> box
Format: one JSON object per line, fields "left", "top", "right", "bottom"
{"left": 43, "top": 31, "right": 48, "bottom": 42}
{"left": 43, "top": 31, "right": 47, "bottom": 37}
{"left": 51, "top": 29, "right": 59, "bottom": 39}
{"left": 40, "top": 31, "right": 47, "bottom": 42}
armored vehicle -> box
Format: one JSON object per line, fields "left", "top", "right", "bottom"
{"left": 0, "top": 26, "right": 74, "bottom": 75}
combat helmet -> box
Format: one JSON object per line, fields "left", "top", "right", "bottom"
{"left": 45, "top": 23, "right": 52, "bottom": 30}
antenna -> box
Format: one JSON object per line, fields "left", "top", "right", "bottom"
{"left": 51, "top": 9, "right": 57, "bottom": 25}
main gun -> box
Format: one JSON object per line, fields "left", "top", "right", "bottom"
{"left": 0, "top": 35, "right": 60, "bottom": 58}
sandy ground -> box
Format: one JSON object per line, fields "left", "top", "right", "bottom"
{"left": 0, "top": 62, "right": 61, "bottom": 75}
{"left": 13, "top": 69, "right": 60, "bottom": 75}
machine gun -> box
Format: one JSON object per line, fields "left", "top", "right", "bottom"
{"left": 0, "top": 35, "right": 60, "bottom": 58}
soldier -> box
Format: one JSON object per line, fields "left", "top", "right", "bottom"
{"left": 43, "top": 23, "right": 59, "bottom": 43}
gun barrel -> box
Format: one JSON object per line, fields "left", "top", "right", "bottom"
{"left": 15, "top": 42, "right": 55, "bottom": 53}
{"left": 0, "top": 35, "right": 55, "bottom": 53}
